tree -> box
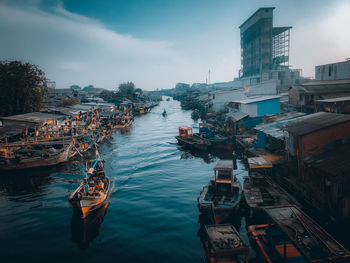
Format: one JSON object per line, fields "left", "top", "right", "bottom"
{"left": 70, "top": 85, "right": 81, "bottom": 91}
{"left": 135, "top": 88, "right": 143, "bottom": 94}
{"left": 0, "top": 61, "right": 48, "bottom": 116}
{"left": 118, "top": 81, "right": 136, "bottom": 101}
{"left": 100, "top": 90, "right": 116, "bottom": 102}
{"left": 57, "top": 97, "right": 80, "bottom": 107}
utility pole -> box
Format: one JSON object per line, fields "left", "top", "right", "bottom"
{"left": 208, "top": 69, "right": 211, "bottom": 85}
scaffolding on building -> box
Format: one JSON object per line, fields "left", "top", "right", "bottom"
{"left": 272, "top": 27, "right": 292, "bottom": 70}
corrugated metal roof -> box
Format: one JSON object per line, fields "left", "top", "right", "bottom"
{"left": 283, "top": 112, "right": 350, "bottom": 136}
{"left": 291, "top": 80, "right": 350, "bottom": 94}
{"left": 303, "top": 79, "right": 350, "bottom": 86}
{"left": 232, "top": 95, "right": 281, "bottom": 104}
{"left": 226, "top": 111, "right": 249, "bottom": 121}
{"left": 255, "top": 112, "right": 306, "bottom": 139}
{"left": 316, "top": 96, "right": 350, "bottom": 103}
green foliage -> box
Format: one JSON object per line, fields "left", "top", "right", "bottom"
{"left": 118, "top": 81, "right": 136, "bottom": 101}
{"left": 57, "top": 97, "right": 80, "bottom": 107}
{"left": 100, "top": 90, "right": 116, "bottom": 102}
{"left": 0, "top": 61, "right": 48, "bottom": 116}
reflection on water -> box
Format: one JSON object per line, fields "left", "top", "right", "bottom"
{"left": 70, "top": 202, "right": 110, "bottom": 249}
{"left": 178, "top": 147, "right": 235, "bottom": 165}
{"left": 0, "top": 98, "right": 249, "bottom": 263}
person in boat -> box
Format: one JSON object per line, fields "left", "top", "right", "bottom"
{"left": 83, "top": 180, "right": 89, "bottom": 196}
{"left": 94, "top": 180, "right": 105, "bottom": 192}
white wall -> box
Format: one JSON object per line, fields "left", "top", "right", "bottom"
{"left": 211, "top": 89, "right": 245, "bottom": 112}
{"left": 241, "top": 103, "right": 257, "bottom": 117}
{"left": 246, "top": 80, "right": 277, "bottom": 96}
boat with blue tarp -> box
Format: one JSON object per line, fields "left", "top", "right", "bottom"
{"left": 194, "top": 123, "right": 235, "bottom": 151}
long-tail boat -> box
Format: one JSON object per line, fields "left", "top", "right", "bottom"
{"left": 68, "top": 159, "right": 110, "bottom": 218}
{"left": 0, "top": 141, "right": 73, "bottom": 170}
{"left": 249, "top": 206, "right": 350, "bottom": 263}
{"left": 244, "top": 157, "right": 299, "bottom": 213}
{"left": 175, "top": 126, "right": 211, "bottom": 151}
{"left": 198, "top": 160, "right": 242, "bottom": 224}
{"left": 194, "top": 123, "right": 235, "bottom": 151}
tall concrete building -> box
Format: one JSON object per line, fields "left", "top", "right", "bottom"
{"left": 239, "top": 7, "right": 292, "bottom": 79}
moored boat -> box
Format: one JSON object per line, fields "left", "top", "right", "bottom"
{"left": 68, "top": 159, "right": 110, "bottom": 218}
{"left": 194, "top": 123, "right": 235, "bottom": 151}
{"left": 175, "top": 126, "right": 211, "bottom": 151}
{"left": 201, "top": 224, "right": 249, "bottom": 263}
{"left": 0, "top": 141, "right": 73, "bottom": 171}
{"left": 198, "top": 160, "right": 242, "bottom": 224}
{"left": 244, "top": 157, "right": 298, "bottom": 212}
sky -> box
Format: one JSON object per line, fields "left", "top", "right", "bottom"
{"left": 1, "top": 0, "right": 350, "bottom": 90}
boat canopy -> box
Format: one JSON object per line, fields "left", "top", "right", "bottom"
{"left": 214, "top": 160, "right": 233, "bottom": 171}
{"left": 248, "top": 157, "right": 272, "bottom": 169}
{"left": 178, "top": 126, "right": 193, "bottom": 137}
{"left": 214, "top": 160, "right": 234, "bottom": 190}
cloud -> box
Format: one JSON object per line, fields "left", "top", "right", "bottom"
{"left": 290, "top": 1, "right": 350, "bottom": 77}
{"left": 1, "top": 1, "right": 228, "bottom": 90}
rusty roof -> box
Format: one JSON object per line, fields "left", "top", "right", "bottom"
{"left": 178, "top": 126, "right": 192, "bottom": 130}
{"left": 283, "top": 112, "right": 350, "bottom": 136}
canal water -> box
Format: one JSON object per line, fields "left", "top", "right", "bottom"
{"left": 0, "top": 98, "right": 249, "bottom": 263}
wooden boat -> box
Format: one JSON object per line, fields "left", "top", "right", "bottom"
{"left": 112, "top": 119, "right": 132, "bottom": 129}
{"left": 264, "top": 206, "right": 350, "bottom": 263}
{"left": 0, "top": 141, "right": 73, "bottom": 170}
{"left": 68, "top": 159, "right": 111, "bottom": 218}
{"left": 202, "top": 224, "right": 249, "bottom": 263}
{"left": 248, "top": 224, "right": 308, "bottom": 263}
{"left": 194, "top": 123, "right": 235, "bottom": 151}
{"left": 249, "top": 206, "right": 350, "bottom": 263}
{"left": 175, "top": 126, "right": 211, "bottom": 151}
{"left": 244, "top": 157, "right": 299, "bottom": 212}
{"left": 198, "top": 160, "right": 242, "bottom": 224}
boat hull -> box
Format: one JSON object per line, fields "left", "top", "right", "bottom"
{"left": 198, "top": 181, "right": 242, "bottom": 224}
{"left": 0, "top": 143, "right": 72, "bottom": 171}
{"left": 175, "top": 136, "right": 210, "bottom": 151}
{"left": 71, "top": 191, "right": 110, "bottom": 218}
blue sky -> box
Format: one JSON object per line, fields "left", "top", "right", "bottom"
{"left": 1, "top": 0, "right": 349, "bottom": 90}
